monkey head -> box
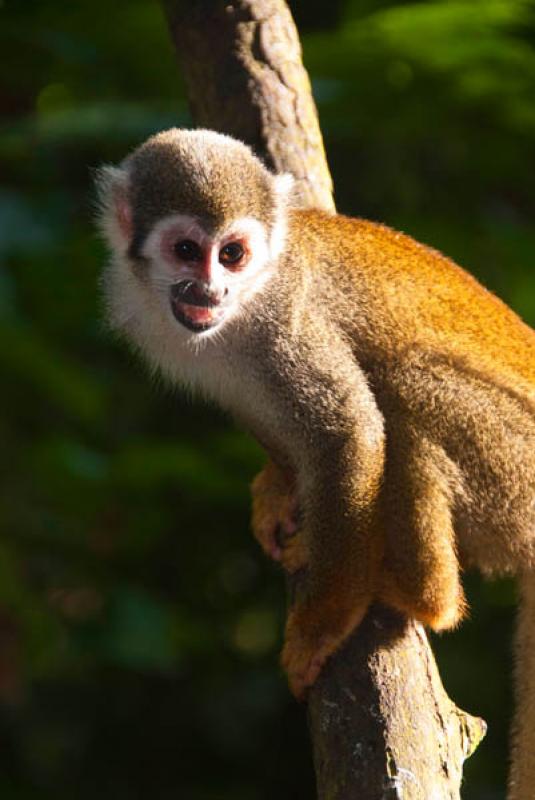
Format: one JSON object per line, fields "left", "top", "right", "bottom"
{"left": 97, "top": 128, "right": 293, "bottom": 376}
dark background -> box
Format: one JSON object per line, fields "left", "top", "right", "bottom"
{"left": 1, "top": 0, "right": 534, "bottom": 797}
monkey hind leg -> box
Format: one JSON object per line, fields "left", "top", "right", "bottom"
{"left": 378, "top": 431, "right": 466, "bottom": 631}
{"left": 508, "top": 570, "right": 535, "bottom": 800}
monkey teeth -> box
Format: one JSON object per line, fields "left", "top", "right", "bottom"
{"left": 183, "top": 304, "right": 215, "bottom": 324}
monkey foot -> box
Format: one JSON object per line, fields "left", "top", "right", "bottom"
{"left": 281, "top": 604, "right": 368, "bottom": 699}
{"left": 378, "top": 573, "right": 467, "bottom": 632}
{"left": 416, "top": 594, "right": 467, "bottom": 631}
{"left": 281, "top": 629, "right": 337, "bottom": 700}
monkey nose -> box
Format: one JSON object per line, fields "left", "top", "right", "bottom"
{"left": 171, "top": 280, "right": 226, "bottom": 307}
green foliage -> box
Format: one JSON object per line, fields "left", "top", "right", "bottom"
{"left": 1, "top": 0, "right": 534, "bottom": 796}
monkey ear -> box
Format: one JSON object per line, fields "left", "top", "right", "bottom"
{"left": 274, "top": 172, "right": 295, "bottom": 202}
{"left": 95, "top": 165, "right": 133, "bottom": 252}
{"left": 269, "top": 173, "right": 296, "bottom": 259}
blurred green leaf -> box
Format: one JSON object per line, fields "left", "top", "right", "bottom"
{"left": 98, "top": 586, "right": 178, "bottom": 670}
{"left": 0, "top": 320, "right": 107, "bottom": 423}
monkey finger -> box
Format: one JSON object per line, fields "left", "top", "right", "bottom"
{"left": 280, "top": 495, "right": 301, "bottom": 536}
{"left": 279, "top": 533, "right": 309, "bottom": 574}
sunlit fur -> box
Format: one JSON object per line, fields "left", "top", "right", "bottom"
{"left": 98, "top": 129, "right": 535, "bottom": 798}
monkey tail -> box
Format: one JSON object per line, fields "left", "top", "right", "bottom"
{"left": 508, "top": 569, "right": 535, "bottom": 800}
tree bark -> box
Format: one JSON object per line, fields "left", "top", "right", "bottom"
{"left": 160, "top": 1, "right": 486, "bottom": 797}
{"left": 161, "top": 0, "right": 334, "bottom": 211}
{"left": 308, "top": 605, "right": 486, "bottom": 799}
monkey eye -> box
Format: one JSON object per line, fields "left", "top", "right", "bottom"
{"left": 219, "top": 241, "right": 244, "bottom": 267}
{"left": 174, "top": 239, "right": 203, "bottom": 262}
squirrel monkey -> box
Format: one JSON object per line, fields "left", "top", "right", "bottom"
{"left": 97, "top": 128, "right": 535, "bottom": 798}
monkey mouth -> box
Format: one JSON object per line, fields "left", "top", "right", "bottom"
{"left": 170, "top": 280, "right": 225, "bottom": 333}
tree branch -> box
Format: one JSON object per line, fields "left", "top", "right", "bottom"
{"left": 308, "top": 605, "right": 486, "bottom": 798}
{"left": 160, "top": 1, "right": 486, "bottom": 796}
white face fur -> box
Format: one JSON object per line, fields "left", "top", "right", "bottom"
{"left": 102, "top": 194, "right": 289, "bottom": 393}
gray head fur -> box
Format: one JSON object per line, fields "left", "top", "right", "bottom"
{"left": 98, "top": 128, "right": 289, "bottom": 259}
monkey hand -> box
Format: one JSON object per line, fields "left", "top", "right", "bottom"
{"left": 281, "top": 597, "right": 370, "bottom": 699}
{"left": 251, "top": 461, "right": 307, "bottom": 572}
